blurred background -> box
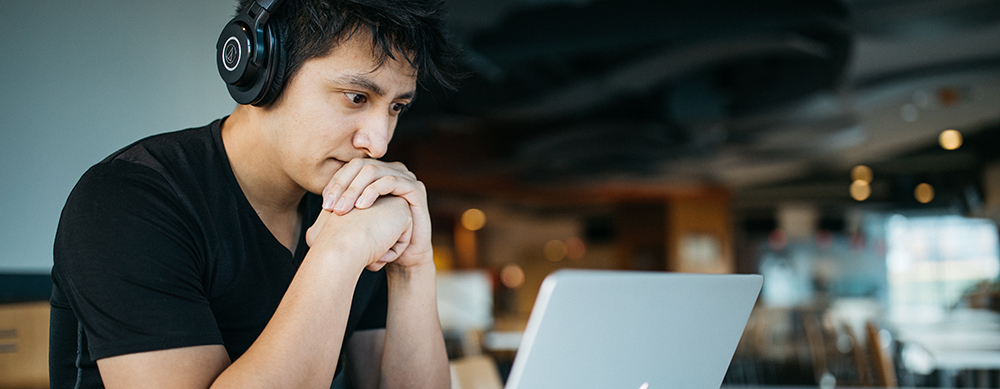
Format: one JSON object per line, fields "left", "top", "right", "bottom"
{"left": 4, "top": 0, "right": 1000, "bottom": 387}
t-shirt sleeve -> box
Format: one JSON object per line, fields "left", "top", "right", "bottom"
{"left": 52, "top": 160, "right": 223, "bottom": 360}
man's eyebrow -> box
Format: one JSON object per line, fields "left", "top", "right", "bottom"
{"left": 337, "top": 74, "right": 415, "bottom": 100}
{"left": 398, "top": 89, "right": 416, "bottom": 101}
{"left": 339, "top": 74, "right": 385, "bottom": 96}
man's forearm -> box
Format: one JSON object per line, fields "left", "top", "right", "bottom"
{"left": 212, "top": 250, "right": 364, "bottom": 389}
{"left": 380, "top": 262, "right": 450, "bottom": 389}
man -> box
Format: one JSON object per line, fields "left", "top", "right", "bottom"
{"left": 49, "top": 0, "right": 462, "bottom": 388}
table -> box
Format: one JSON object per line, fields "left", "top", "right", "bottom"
{"left": 895, "top": 309, "right": 1000, "bottom": 388}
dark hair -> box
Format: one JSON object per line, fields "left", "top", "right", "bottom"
{"left": 237, "top": 0, "right": 463, "bottom": 96}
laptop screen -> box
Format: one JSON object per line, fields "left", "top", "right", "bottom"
{"left": 505, "top": 270, "right": 762, "bottom": 389}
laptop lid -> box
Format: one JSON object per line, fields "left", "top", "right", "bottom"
{"left": 505, "top": 270, "right": 763, "bottom": 389}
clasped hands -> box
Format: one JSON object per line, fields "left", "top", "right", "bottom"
{"left": 304, "top": 159, "right": 432, "bottom": 272}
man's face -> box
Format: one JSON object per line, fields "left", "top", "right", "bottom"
{"left": 261, "top": 33, "right": 418, "bottom": 195}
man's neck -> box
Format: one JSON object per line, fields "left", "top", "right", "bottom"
{"left": 222, "top": 106, "right": 305, "bottom": 252}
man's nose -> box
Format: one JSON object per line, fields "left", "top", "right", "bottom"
{"left": 353, "top": 114, "right": 392, "bottom": 159}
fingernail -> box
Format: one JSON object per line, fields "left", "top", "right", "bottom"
{"left": 355, "top": 195, "right": 366, "bottom": 208}
{"left": 323, "top": 195, "right": 335, "bottom": 210}
{"left": 334, "top": 197, "right": 346, "bottom": 212}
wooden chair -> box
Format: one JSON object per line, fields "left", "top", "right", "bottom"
{"left": 842, "top": 322, "right": 873, "bottom": 387}
{"left": 865, "top": 320, "right": 898, "bottom": 388}
{"left": 801, "top": 318, "right": 868, "bottom": 387}
{"left": 802, "top": 311, "right": 828, "bottom": 382}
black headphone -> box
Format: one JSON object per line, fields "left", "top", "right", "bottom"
{"left": 217, "top": 0, "right": 287, "bottom": 106}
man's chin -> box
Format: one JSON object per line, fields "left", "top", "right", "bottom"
{"left": 307, "top": 186, "right": 328, "bottom": 197}
{"left": 308, "top": 170, "right": 340, "bottom": 196}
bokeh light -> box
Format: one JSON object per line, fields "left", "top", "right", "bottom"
{"left": 939, "top": 129, "right": 963, "bottom": 150}
{"left": 850, "top": 180, "right": 871, "bottom": 201}
{"left": 768, "top": 229, "right": 787, "bottom": 251}
{"left": 914, "top": 183, "right": 935, "bottom": 204}
{"left": 851, "top": 165, "right": 873, "bottom": 183}
{"left": 544, "top": 239, "right": 566, "bottom": 262}
{"left": 564, "top": 237, "right": 586, "bottom": 260}
{"left": 938, "top": 87, "right": 961, "bottom": 107}
{"left": 461, "top": 208, "right": 487, "bottom": 231}
{"left": 500, "top": 264, "right": 525, "bottom": 289}
{"left": 900, "top": 103, "right": 918, "bottom": 122}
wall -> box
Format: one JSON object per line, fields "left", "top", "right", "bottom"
{"left": 0, "top": 0, "right": 237, "bottom": 272}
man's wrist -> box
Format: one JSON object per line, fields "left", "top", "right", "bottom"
{"left": 385, "top": 259, "right": 436, "bottom": 286}
{"left": 307, "top": 232, "right": 373, "bottom": 275}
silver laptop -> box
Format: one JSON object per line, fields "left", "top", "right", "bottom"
{"left": 505, "top": 270, "right": 763, "bottom": 389}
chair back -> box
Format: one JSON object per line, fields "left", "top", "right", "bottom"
{"left": 866, "top": 321, "right": 898, "bottom": 388}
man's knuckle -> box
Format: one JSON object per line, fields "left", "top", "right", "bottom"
{"left": 360, "top": 164, "right": 379, "bottom": 176}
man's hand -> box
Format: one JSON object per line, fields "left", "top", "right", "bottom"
{"left": 306, "top": 196, "right": 413, "bottom": 271}
{"left": 320, "top": 159, "right": 433, "bottom": 270}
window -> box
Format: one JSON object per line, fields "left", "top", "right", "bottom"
{"left": 885, "top": 215, "right": 1000, "bottom": 322}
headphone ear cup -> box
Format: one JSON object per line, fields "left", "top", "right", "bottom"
{"left": 217, "top": 19, "right": 254, "bottom": 88}
{"left": 219, "top": 15, "right": 281, "bottom": 105}
{"left": 253, "top": 23, "right": 287, "bottom": 107}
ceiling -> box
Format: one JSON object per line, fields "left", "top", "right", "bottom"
{"left": 388, "top": 0, "right": 1000, "bottom": 213}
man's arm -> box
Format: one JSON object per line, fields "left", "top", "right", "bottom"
{"left": 342, "top": 266, "right": 450, "bottom": 389}
{"left": 345, "top": 329, "right": 386, "bottom": 387}
{"left": 325, "top": 158, "right": 450, "bottom": 389}
{"left": 380, "top": 262, "right": 450, "bottom": 389}
{"left": 97, "top": 197, "right": 413, "bottom": 389}
{"left": 346, "top": 267, "right": 450, "bottom": 389}
{"left": 98, "top": 345, "right": 231, "bottom": 388}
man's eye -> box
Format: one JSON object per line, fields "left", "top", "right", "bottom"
{"left": 346, "top": 93, "right": 367, "bottom": 105}
{"left": 391, "top": 103, "right": 410, "bottom": 113}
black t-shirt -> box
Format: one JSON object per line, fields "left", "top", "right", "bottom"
{"left": 49, "top": 119, "right": 388, "bottom": 388}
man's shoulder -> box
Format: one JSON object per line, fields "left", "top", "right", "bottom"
{"left": 100, "top": 119, "right": 224, "bottom": 174}
{"left": 68, "top": 118, "right": 229, "bottom": 213}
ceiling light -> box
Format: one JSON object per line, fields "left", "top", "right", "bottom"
{"left": 851, "top": 165, "right": 873, "bottom": 183}
{"left": 915, "top": 183, "right": 935, "bottom": 204}
{"left": 939, "top": 129, "right": 962, "bottom": 150}
{"left": 850, "top": 180, "right": 871, "bottom": 201}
